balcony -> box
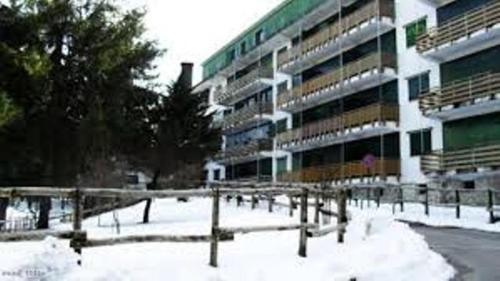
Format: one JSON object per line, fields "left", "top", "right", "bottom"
{"left": 418, "top": 0, "right": 456, "bottom": 7}
{"left": 277, "top": 103, "right": 399, "bottom": 152}
{"left": 416, "top": 1, "right": 500, "bottom": 62}
{"left": 422, "top": 144, "right": 500, "bottom": 178}
{"left": 277, "top": 52, "right": 397, "bottom": 113}
{"left": 214, "top": 66, "right": 273, "bottom": 106}
{"left": 222, "top": 102, "right": 274, "bottom": 132}
{"left": 278, "top": 0, "right": 395, "bottom": 74}
{"left": 277, "top": 158, "right": 400, "bottom": 183}
{"left": 420, "top": 72, "right": 500, "bottom": 121}
{"left": 215, "top": 139, "right": 274, "bottom": 165}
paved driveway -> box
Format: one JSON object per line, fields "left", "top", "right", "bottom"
{"left": 410, "top": 224, "right": 500, "bottom": 281}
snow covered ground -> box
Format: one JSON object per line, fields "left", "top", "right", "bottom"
{"left": 345, "top": 200, "right": 500, "bottom": 233}
{"left": 0, "top": 198, "right": 455, "bottom": 281}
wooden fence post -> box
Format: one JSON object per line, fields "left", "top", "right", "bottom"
{"left": 366, "top": 188, "right": 371, "bottom": 208}
{"left": 488, "top": 189, "right": 494, "bottom": 224}
{"left": 337, "top": 189, "right": 347, "bottom": 244}
{"left": 298, "top": 188, "right": 308, "bottom": 258}
{"left": 314, "top": 191, "right": 320, "bottom": 224}
{"left": 425, "top": 186, "right": 429, "bottom": 216}
{"left": 399, "top": 187, "right": 404, "bottom": 212}
{"left": 289, "top": 195, "right": 294, "bottom": 217}
{"left": 251, "top": 195, "right": 257, "bottom": 210}
{"left": 209, "top": 187, "right": 220, "bottom": 267}
{"left": 376, "top": 187, "right": 381, "bottom": 208}
{"left": 455, "top": 189, "right": 460, "bottom": 219}
{"left": 268, "top": 195, "right": 273, "bottom": 213}
{"left": 71, "top": 188, "right": 84, "bottom": 266}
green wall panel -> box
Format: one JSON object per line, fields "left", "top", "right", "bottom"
{"left": 202, "top": 0, "right": 328, "bottom": 80}
{"left": 444, "top": 112, "right": 500, "bottom": 151}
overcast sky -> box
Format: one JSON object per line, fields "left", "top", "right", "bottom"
{"left": 127, "top": 0, "right": 284, "bottom": 85}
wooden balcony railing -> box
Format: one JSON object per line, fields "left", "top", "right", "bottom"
{"left": 277, "top": 0, "right": 394, "bottom": 69}
{"left": 277, "top": 103, "right": 399, "bottom": 147}
{"left": 416, "top": 1, "right": 500, "bottom": 53}
{"left": 278, "top": 159, "right": 400, "bottom": 183}
{"left": 215, "top": 66, "right": 273, "bottom": 104}
{"left": 223, "top": 102, "right": 274, "bottom": 129}
{"left": 419, "top": 72, "right": 500, "bottom": 114}
{"left": 277, "top": 52, "right": 397, "bottom": 108}
{"left": 421, "top": 144, "right": 500, "bottom": 173}
{"left": 215, "top": 139, "right": 273, "bottom": 161}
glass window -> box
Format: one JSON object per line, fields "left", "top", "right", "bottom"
{"left": 277, "top": 157, "right": 287, "bottom": 175}
{"left": 276, "top": 119, "right": 287, "bottom": 134}
{"left": 277, "top": 82, "right": 288, "bottom": 96}
{"left": 406, "top": 18, "right": 427, "bottom": 48}
{"left": 408, "top": 72, "right": 430, "bottom": 101}
{"left": 213, "top": 170, "right": 220, "bottom": 181}
{"left": 409, "top": 129, "right": 432, "bottom": 156}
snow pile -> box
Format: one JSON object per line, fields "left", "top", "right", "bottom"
{"left": 0, "top": 198, "right": 455, "bottom": 281}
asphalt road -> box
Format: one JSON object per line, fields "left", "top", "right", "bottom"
{"left": 410, "top": 224, "right": 500, "bottom": 281}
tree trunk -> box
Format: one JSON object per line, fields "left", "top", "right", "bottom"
{"left": 143, "top": 170, "right": 160, "bottom": 224}
{"left": 0, "top": 198, "right": 8, "bottom": 230}
{"left": 37, "top": 197, "right": 51, "bottom": 229}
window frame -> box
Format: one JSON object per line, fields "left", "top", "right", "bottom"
{"left": 407, "top": 71, "right": 430, "bottom": 101}
{"left": 409, "top": 128, "right": 432, "bottom": 157}
{"left": 405, "top": 17, "right": 427, "bottom": 48}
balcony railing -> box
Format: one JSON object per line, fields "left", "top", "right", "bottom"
{"left": 416, "top": 1, "right": 500, "bottom": 53}
{"left": 277, "top": 52, "right": 397, "bottom": 109}
{"left": 278, "top": 158, "right": 400, "bottom": 183}
{"left": 419, "top": 72, "right": 500, "bottom": 115}
{"left": 277, "top": 0, "right": 395, "bottom": 70}
{"left": 214, "top": 66, "right": 273, "bottom": 104}
{"left": 223, "top": 102, "right": 274, "bottom": 129}
{"left": 215, "top": 139, "right": 273, "bottom": 162}
{"left": 421, "top": 144, "right": 500, "bottom": 174}
{"left": 277, "top": 103, "right": 399, "bottom": 147}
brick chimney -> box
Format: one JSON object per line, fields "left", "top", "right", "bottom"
{"left": 178, "top": 62, "right": 193, "bottom": 89}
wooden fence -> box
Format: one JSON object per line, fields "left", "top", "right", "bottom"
{"left": 0, "top": 184, "right": 348, "bottom": 267}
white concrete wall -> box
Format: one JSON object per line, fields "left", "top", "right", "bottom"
{"left": 204, "top": 161, "right": 225, "bottom": 182}
{"left": 395, "top": 0, "right": 443, "bottom": 184}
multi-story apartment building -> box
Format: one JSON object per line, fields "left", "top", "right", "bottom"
{"left": 195, "top": 0, "right": 500, "bottom": 190}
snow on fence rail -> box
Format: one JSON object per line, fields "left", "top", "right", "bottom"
{"left": 0, "top": 184, "right": 348, "bottom": 268}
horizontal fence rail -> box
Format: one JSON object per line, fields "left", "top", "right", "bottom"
{"left": 0, "top": 185, "right": 349, "bottom": 268}
{"left": 419, "top": 72, "right": 500, "bottom": 114}
{"left": 416, "top": 1, "right": 500, "bottom": 53}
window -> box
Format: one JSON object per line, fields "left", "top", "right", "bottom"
{"left": 277, "top": 82, "right": 288, "bottom": 96}
{"left": 213, "top": 170, "right": 220, "bottom": 181}
{"left": 409, "top": 129, "right": 432, "bottom": 156}
{"left": 464, "top": 181, "right": 475, "bottom": 190}
{"left": 277, "top": 157, "right": 288, "bottom": 175}
{"left": 240, "top": 41, "right": 247, "bottom": 56}
{"left": 276, "top": 119, "right": 287, "bottom": 134}
{"left": 406, "top": 18, "right": 427, "bottom": 48}
{"left": 408, "top": 72, "right": 430, "bottom": 101}
{"left": 226, "top": 48, "right": 236, "bottom": 62}
{"left": 255, "top": 29, "right": 264, "bottom": 46}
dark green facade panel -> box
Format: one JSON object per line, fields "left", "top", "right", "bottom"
{"left": 444, "top": 112, "right": 500, "bottom": 151}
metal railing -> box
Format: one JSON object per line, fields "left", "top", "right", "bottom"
{"left": 277, "top": 103, "right": 399, "bottom": 147}
{"left": 419, "top": 72, "right": 500, "bottom": 114}
{"left": 278, "top": 159, "right": 400, "bottom": 183}
{"left": 215, "top": 66, "right": 273, "bottom": 104}
{"left": 215, "top": 139, "right": 273, "bottom": 162}
{"left": 277, "top": 52, "right": 397, "bottom": 109}
{"left": 416, "top": 1, "right": 500, "bottom": 53}
{"left": 223, "top": 102, "right": 273, "bottom": 129}
{"left": 421, "top": 143, "right": 500, "bottom": 173}
{"left": 277, "top": 0, "right": 395, "bottom": 69}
